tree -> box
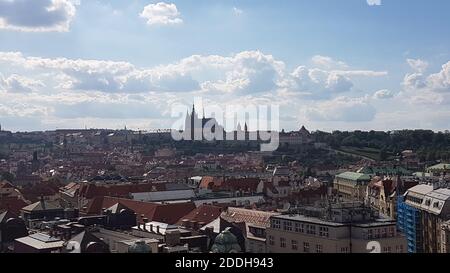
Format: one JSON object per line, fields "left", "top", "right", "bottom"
{"left": 379, "top": 147, "right": 388, "bottom": 161}
{"left": 0, "top": 171, "right": 14, "bottom": 183}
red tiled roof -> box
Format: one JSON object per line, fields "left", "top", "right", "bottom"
{"left": 220, "top": 207, "right": 280, "bottom": 228}
{"left": 79, "top": 183, "right": 163, "bottom": 199}
{"left": 0, "top": 181, "right": 14, "bottom": 189}
{"left": 0, "top": 197, "right": 28, "bottom": 215}
{"left": 199, "top": 176, "right": 213, "bottom": 189}
{"left": 221, "top": 178, "right": 261, "bottom": 192}
{"left": 176, "top": 204, "right": 222, "bottom": 226}
{"left": 20, "top": 181, "right": 61, "bottom": 202}
{"left": 83, "top": 196, "right": 196, "bottom": 225}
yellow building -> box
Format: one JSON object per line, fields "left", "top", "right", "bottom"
{"left": 334, "top": 172, "right": 372, "bottom": 201}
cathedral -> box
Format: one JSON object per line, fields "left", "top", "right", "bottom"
{"left": 184, "top": 104, "right": 224, "bottom": 141}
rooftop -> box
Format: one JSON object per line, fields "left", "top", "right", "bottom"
{"left": 336, "top": 172, "right": 372, "bottom": 182}
{"left": 15, "top": 233, "right": 64, "bottom": 250}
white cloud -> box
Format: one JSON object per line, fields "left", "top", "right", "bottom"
{"left": 373, "top": 89, "right": 394, "bottom": 99}
{"left": 407, "top": 58, "right": 429, "bottom": 73}
{"left": 402, "top": 72, "right": 427, "bottom": 90}
{"left": 0, "top": 74, "right": 44, "bottom": 93}
{"left": 366, "top": 0, "right": 382, "bottom": 6}
{"left": 304, "top": 96, "right": 376, "bottom": 122}
{"left": 140, "top": 2, "right": 182, "bottom": 26}
{"left": 0, "top": 52, "right": 199, "bottom": 93}
{"left": 233, "top": 7, "right": 243, "bottom": 16}
{"left": 311, "top": 55, "right": 348, "bottom": 70}
{"left": 0, "top": 50, "right": 394, "bottom": 131}
{"left": 402, "top": 60, "right": 450, "bottom": 93}
{"left": 0, "top": 0, "right": 77, "bottom": 32}
{"left": 427, "top": 61, "right": 450, "bottom": 93}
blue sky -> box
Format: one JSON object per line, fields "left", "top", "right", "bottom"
{"left": 0, "top": 0, "right": 449, "bottom": 132}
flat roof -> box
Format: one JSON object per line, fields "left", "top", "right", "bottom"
{"left": 272, "top": 214, "right": 396, "bottom": 228}
{"left": 15, "top": 234, "right": 64, "bottom": 250}
{"left": 336, "top": 172, "right": 371, "bottom": 181}
{"left": 272, "top": 214, "right": 346, "bottom": 227}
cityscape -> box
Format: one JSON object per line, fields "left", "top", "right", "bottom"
{"left": 1, "top": 0, "right": 450, "bottom": 260}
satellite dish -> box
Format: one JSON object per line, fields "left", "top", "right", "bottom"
{"left": 66, "top": 241, "right": 81, "bottom": 253}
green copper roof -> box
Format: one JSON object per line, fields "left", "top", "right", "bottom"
{"left": 128, "top": 240, "right": 152, "bottom": 253}
{"left": 210, "top": 227, "right": 241, "bottom": 253}
{"left": 358, "top": 166, "right": 411, "bottom": 175}
{"left": 427, "top": 163, "right": 450, "bottom": 171}
{"left": 336, "top": 172, "right": 372, "bottom": 181}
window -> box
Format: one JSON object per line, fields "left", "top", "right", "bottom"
{"left": 292, "top": 240, "right": 298, "bottom": 250}
{"left": 373, "top": 229, "right": 380, "bottom": 239}
{"left": 389, "top": 227, "right": 395, "bottom": 237}
{"left": 316, "top": 244, "right": 323, "bottom": 253}
{"left": 280, "top": 237, "right": 286, "bottom": 248}
{"left": 368, "top": 229, "right": 373, "bottom": 240}
{"left": 341, "top": 247, "right": 349, "bottom": 253}
{"left": 268, "top": 236, "right": 274, "bottom": 246}
{"left": 273, "top": 219, "right": 281, "bottom": 229}
{"left": 284, "top": 221, "right": 293, "bottom": 231}
{"left": 295, "top": 222, "right": 304, "bottom": 233}
{"left": 381, "top": 228, "right": 387, "bottom": 238}
{"left": 303, "top": 242, "right": 310, "bottom": 253}
{"left": 319, "top": 226, "right": 329, "bottom": 237}
{"left": 383, "top": 246, "right": 392, "bottom": 253}
{"left": 306, "top": 225, "right": 316, "bottom": 235}
{"left": 294, "top": 223, "right": 305, "bottom": 233}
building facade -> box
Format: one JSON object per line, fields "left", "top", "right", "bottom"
{"left": 334, "top": 172, "right": 372, "bottom": 201}
{"left": 266, "top": 203, "right": 407, "bottom": 253}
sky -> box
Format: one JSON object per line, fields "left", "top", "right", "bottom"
{"left": 0, "top": 0, "right": 449, "bottom": 132}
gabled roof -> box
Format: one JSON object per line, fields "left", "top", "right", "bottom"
{"left": 0, "top": 180, "right": 14, "bottom": 189}
{"left": 176, "top": 204, "right": 222, "bottom": 226}
{"left": 106, "top": 202, "right": 133, "bottom": 214}
{"left": 67, "top": 230, "right": 109, "bottom": 252}
{"left": 220, "top": 207, "right": 280, "bottom": 228}
{"left": 84, "top": 196, "right": 196, "bottom": 225}
{"left": 21, "top": 200, "right": 62, "bottom": 212}
{"left": 0, "top": 210, "right": 18, "bottom": 223}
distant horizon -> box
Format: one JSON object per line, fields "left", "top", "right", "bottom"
{"left": 1, "top": 0, "right": 449, "bottom": 133}
{"left": 1, "top": 125, "right": 449, "bottom": 134}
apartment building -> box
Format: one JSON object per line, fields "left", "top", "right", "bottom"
{"left": 403, "top": 184, "right": 450, "bottom": 253}
{"left": 266, "top": 203, "right": 407, "bottom": 253}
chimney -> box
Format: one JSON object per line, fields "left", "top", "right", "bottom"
{"left": 165, "top": 229, "right": 181, "bottom": 247}
{"left": 156, "top": 225, "right": 160, "bottom": 234}
{"left": 40, "top": 196, "right": 46, "bottom": 210}
{"left": 142, "top": 217, "right": 148, "bottom": 232}
{"left": 191, "top": 220, "right": 198, "bottom": 230}
{"left": 149, "top": 223, "right": 153, "bottom": 233}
